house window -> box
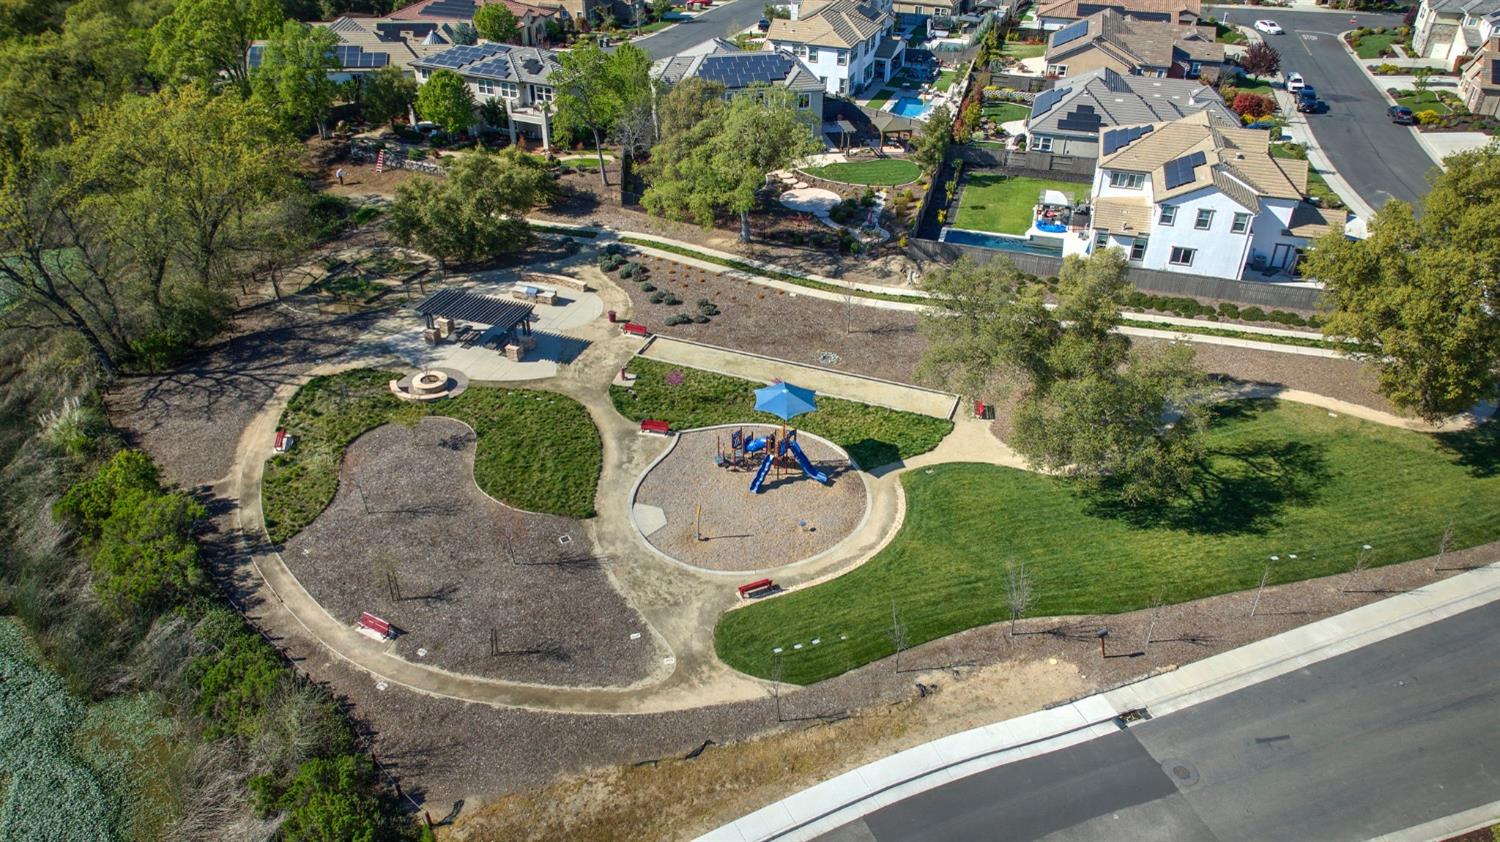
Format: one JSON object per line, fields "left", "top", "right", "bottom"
{"left": 1094, "top": 230, "right": 1110, "bottom": 248}
{"left": 1188, "top": 61, "right": 1201, "bottom": 76}
{"left": 1109, "top": 171, "right": 1145, "bottom": 189}
{"left": 1169, "top": 246, "right": 1196, "bottom": 266}
{"left": 1130, "top": 237, "right": 1148, "bottom": 260}
{"left": 808, "top": 47, "right": 819, "bottom": 61}
{"left": 1159, "top": 204, "right": 1177, "bottom": 225}
{"left": 1195, "top": 208, "right": 1215, "bottom": 229}
{"left": 1231, "top": 211, "right": 1251, "bottom": 233}
{"left": 1033, "top": 135, "right": 1053, "bottom": 152}
{"left": 838, "top": 77, "right": 848, "bottom": 94}
{"left": 837, "top": 51, "right": 848, "bottom": 66}
{"left": 1046, "top": 64, "right": 1068, "bottom": 76}
{"left": 477, "top": 79, "right": 496, "bottom": 95}
{"left": 500, "top": 81, "right": 519, "bottom": 99}
{"left": 532, "top": 85, "right": 554, "bottom": 103}
{"left": 797, "top": 92, "right": 811, "bottom": 108}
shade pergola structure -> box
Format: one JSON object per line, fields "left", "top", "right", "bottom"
{"left": 820, "top": 100, "right": 923, "bottom": 151}
{"left": 415, "top": 288, "right": 534, "bottom": 341}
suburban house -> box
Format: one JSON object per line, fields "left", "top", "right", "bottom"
{"left": 386, "top": 0, "right": 562, "bottom": 46}
{"left": 1083, "top": 111, "right": 1344, "bottom": 280}
{"left": 891, "top": 0, "right": 965, "bottom": 28}
{"left": 767, "top": 0, "right": 903, "bottom": 96}
{"left": 1025, "top": 66, "right": 1234, "bottom": 158}
{"left": 1459, "top": 33, "right": 1500, "bottom": 114}
{"left": 653, "top": 44, "right": 826, "bottom": 117}
{"left": 1411, "top": 0, "right": 1500, "bottom": 65}
{"left": 1043, "top": 10, "right": 1226, "bottom": 81}
{"left": 248, "top": 17, "right": 459, "bottom": 82}
{"left": 410, "top": 43, "right": 562, "bottom": 147}
{"left": 1034, "top": 0, "right": 1200, "bottom": 31}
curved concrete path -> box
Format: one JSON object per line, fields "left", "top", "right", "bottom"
{"left": 223, "top": 252, "right": 1491, "bottom": 715}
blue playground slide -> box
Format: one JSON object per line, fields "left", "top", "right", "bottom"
{"left": 749, "top": 451, "right": 775, "bottom": 493}
{"left": 744, "top": 436, "right": 769, "bottom": 453}
{"left": 786, "top": 440, "right": 830, "bottom": 484}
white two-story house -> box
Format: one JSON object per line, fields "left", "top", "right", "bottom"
{"left": 1083, "top": 112, "right": 1344, "bottom": 280}
{"left": 767, "top": 0, "right": 902, "bottom": 96}
{"left": 411, "top": 42, "right": 561, "bottom": 149}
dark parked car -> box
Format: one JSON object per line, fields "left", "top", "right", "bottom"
{"left": 1389, "top": 104, "right": 1416, "bottom": 124}
{"left": 757, "top": 17, "right": 771, "bottom": 30}
{"left": 1297, "top": 87, "right": 1320, "bottom": 113}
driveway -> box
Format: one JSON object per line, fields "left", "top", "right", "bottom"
{"left": 1209, "top": 6, "right": 1438, "bottom": 212}
{"left": 819, "top": 600, "right": 1500, "bottom": 841}
{"left": 632, "top": 0, "right": 764, "bottom": 58}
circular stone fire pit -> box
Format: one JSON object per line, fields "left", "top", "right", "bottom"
{"left": 393, "top": 367, "right": 469, "bottom": 401}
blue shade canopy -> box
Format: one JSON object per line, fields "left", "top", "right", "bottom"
{"left": 754, "top": 381, "right": 818, "bottom": 420}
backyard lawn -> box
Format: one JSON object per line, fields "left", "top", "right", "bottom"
{"left": 715, "top": 401, "right": 1500, "bottom": 684}
{"left": 865, "top": 89, "right": 896, "bottom": 109}
{"left": 610, "top": 358, "right": 952, "bottom": 469}
{"left": 982, "top": 102, "right": 1030, "bottom": 123}
{"left": 953, "top": 172, "right": 1087, "bottom": 234}
{"left": 263, "top": 369, "right": 603, "bottom": 542}
{"left": 805, "top": 158, "right": 923, "bottom": 186}
{"left": 1395, "top": 89, "right": 1451, "bottom": 114}
{"left": 934, "top": 70, "right": 958, "bottom": 92}
{"left": 999, "top": 39, "right": 1047, "bottom": 60}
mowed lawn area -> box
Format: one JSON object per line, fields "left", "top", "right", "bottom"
{"left": 982, "top": 102, "right": 1030, "bottom": 123}
{"left": 610, "top": 358, "right": 952, "bottom": 469}
{"left": 263, "top": 369, "right": 603, "bottom": 542}
{"left": 715, "top": 401, "right": 1500, "bottom": 684}
{"left": 999, "top": 39, "right": 1047, "bottom": 59}
{"left": 953, "top": 173, "right": 1088, "bottom": 234}
{"left": 1395, "top": 89, "right": 1452, "bottom": 114}
{"left": 805, "top": 159, "right": 923, "bottom": 186}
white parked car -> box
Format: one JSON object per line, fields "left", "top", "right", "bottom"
{"left": 1285, "top": 71, "right": 1305, "bottom": 93}
{"left": 1255, "top": 19, "right": 1284, "bottom": 34}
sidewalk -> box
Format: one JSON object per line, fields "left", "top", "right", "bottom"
{"left": 703, "top": 559, "right": 1500, "bottom": 842}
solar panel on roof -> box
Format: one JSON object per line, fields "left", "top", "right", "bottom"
{"left": 1162, "top": 150, "right": 1207, "bottom": 189}
{"left": 1052, "top": 19, "right": 1088, "bottom": 47}
{"left": 1030, "top": 85, "right": 1067, "bottom": 116}
{"left": 469, "top": 57, "right": 513, "bottom": 78}
{"left": 696, "top": 53, "right": 793, "bottom": 88}
{"left": 1056, "top": 103, "right": 1102, "bottom": 133}
{"left": 1101, "top": 124, "right": 1151, "bottom": 155}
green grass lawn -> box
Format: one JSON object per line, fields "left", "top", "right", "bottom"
{"left": 953, "top": 173, "right": 1087, "bottom": 235}
{"left": 999, "top": 40, "right": 1047, "bottom": 59}
{"left": 1213, "top": 21, "right": 1246, "bottom": 44}
{"left": 263, "top": 369, "right": 602, "bottom": 542}
{"left": 934, "top": 70, "right": 958, "bottom": 92}
{"left": 805, "top": 159, "right": 923, "bottom": 186}
{"left": 865, "top": 89, "right": 896, "bottom": 108}
{"left": 1351, "top": 31, "right": 1398, "bottom": 59}
{"left": 1396, "top": 89, "right": 1451, "bottom": 114}
{"left": 982, "top": 102, "right": 1030, "bottom": 123}
{"left": 1228, "top": 77, "right": 1276, "bottom": 97}
{"left": 610, "top": 357, "right": 952, "bottom": 469}
{"left": 715, "top": 401, "right": 1500, "bottom": 684}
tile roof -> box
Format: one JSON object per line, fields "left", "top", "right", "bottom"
{"left": 252, "top": 16, "right": 454, "bottom": 72}
{"left": 768, "top": 0, "right": 888, "bottom": 48}
{"left": 412, "top": 42, "right": 561, "bottom": 83}
{"left": 1028, "top": 67, "right": 1235, "bottom": 137}
{"left": 1046, "top": 9, "right": 1222, "bottom": 71}
{"left": 652, "top": 44, "right": 824, "bottom": 93}
{"left": 386, "top": 0, "right": 556, "bottom": 21}
{"left": 1035, "top": 0, "right": 1201, "bottom": 23}
{"left": 1099, "top": 111, "right": 1306, "bottom": 203}
{"left": 1287, "top": 203, "right": 1346, "bottom": 238}
{"left": 1424, "top": 0, "right": 1500, "bottom": 15}
{"left": 1092, "top": 196, "right": 1154, "bottom": 233}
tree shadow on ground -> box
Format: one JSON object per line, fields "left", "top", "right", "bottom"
{"left": 1085, "top": 417, "right": 1331, "bottom": 536}
{"left": 1436, "top": 420, "right": 1500, "bottom": 478}
{"left": 844, "top": 438, "right": 900, "bottom": 470}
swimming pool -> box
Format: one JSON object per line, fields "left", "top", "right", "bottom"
{"left": 889, "top": 96, "right": 931, "bottom": 119}
{"left": 941, "top": 228, "right": 1064, "bottom": 256}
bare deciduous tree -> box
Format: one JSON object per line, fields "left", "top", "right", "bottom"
{"left": 886, "top": 601, "right": 908, "bottom": 674}
{"left": 1005, "top": 560, "right": 1034, "bottom": 635}
{"left": 1142, "top": 593, "right": 1165, "bottom": 653}
{"left": 1434, "top": 520, "right": 1457, "bottom": 570}
{"left": 1249, "top": 563, "right": 1271, "bottom": 617}
{"left": 1342, "top": 545, "right": 1373, "bottom": 593}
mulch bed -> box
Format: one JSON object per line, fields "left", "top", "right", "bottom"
{"left": 634, "top": 426, "right": 865, "bottom": 572}
{"left": 282, "top": 417, "right": 656, "bottom": 687}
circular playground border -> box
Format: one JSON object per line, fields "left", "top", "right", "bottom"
{"left": 626, "top": 424, "right": 876, "bottom": 578}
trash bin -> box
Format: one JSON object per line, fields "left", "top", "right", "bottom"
{"left": 607, "top": 309, "right": 617, "bottom": 323}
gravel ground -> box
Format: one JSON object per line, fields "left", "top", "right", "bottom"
{"left": 1177, "top": 340, "right": 1394, "bottom": 412}
{"left": 267, "top": 540, "right": 1499, "bottom": 823}
{"left": 634, "top": 426, "right": 866, "bottom": 572}
{"left": 616, "top": 254, "right": 928, "bottom": 384}
{"left": 283, "top": 417, "right": 656, "bottom": 687}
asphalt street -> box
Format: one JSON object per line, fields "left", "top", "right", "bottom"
{"left": 819, "top": 600, "right": 1500, "bottom": 842}
{"left": 1210, "top": 6, "right": 1437, "bottom": 211}
{"left": 633, "top": 0, "right": 764, "bottom": 59}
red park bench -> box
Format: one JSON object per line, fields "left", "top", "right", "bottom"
{"left": 639, "top": 419, "right": 670, "bottom": 435}
{"left": 621, "top": 322, "right": 650, "bottom": 337}
{"left": 358, "top": 611, "right": 395, "bottom": 640}
{"left": 273, "top": 429, "right": 294, "bottom": 453}
{"left": 737, "top": 578, "right": 774, "bottom": 599}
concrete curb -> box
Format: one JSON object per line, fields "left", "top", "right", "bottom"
{"left": 702, "top": 560, "right": 1500, "bottom": 842}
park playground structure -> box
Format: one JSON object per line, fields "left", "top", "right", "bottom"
{"left": 718, "top": 427, "right": 830, "bottom": 493}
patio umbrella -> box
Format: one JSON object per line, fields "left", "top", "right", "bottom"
{"left": 754, "top": 381, "right": 818, "bottom": 421}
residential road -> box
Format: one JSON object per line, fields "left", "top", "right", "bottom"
{"left": 818, "top": 600, "right": 1500, "bottom": 842}
{"left": 633, "top": 0, "right": 764, "bottom": 59}
{"left": 1210, "top": 6, "right": 1437, "bottom": 211}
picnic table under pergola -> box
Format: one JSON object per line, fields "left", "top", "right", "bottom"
{"left": 415, "top": 288, "right": 535, "bottom": 355}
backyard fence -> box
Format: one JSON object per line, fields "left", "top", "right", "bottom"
{"left": 986, "top": 71, "right": 1055, "bottom": 93}
{"left": 907, "top": 236, "right": 1326, "bottom": 311}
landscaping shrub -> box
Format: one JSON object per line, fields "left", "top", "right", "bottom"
{"left": 664, "top": 314, "right": 692, "bottom": 326}
{"left": 1231, "top": 92, "right": 1276, "bottom": 118}
{"left": 1217, "top": 302, "right": 1241, "bottom": 319}
{"left": 1239, "top": 306, "right": 1267, "bottom": 322}
{"left": 649, "top": 291, "right": 666, "bottom": 304}
{"left": 663, "top": 293, "right": 682, "bottom": 306}
{"left": 350, "top": 205, "right": 382, "bottom": 225}
{"left": 640, "top": 282, "right": 656, "bottom": 292}
{"left": 693, "top": 315, "right": 710, "bottom": 324}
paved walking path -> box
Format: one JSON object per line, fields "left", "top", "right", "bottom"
{"left": 705, "top": 559, "right": 1500, "bottom": 841}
